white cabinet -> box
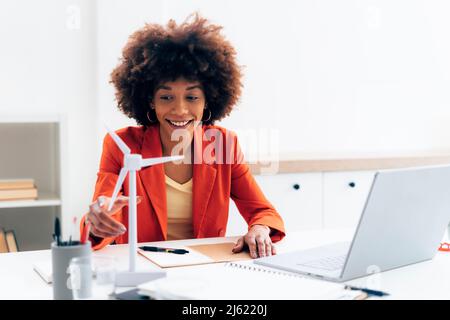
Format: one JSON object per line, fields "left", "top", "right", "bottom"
{"left": 322, "top": 170, "right": 375, "bottom": 229}
{"left": 226, "top": 173, "right": 323, "bottom": 236}
{"left": 226, "top": 169, "right": 377, "bottom": 236}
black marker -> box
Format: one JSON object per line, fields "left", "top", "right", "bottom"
{"left": 54, "top": 217, "right": 61, "bottom": 246}
{"left": 139, "top": 246, "right": 189, "bottom": 254}
{"left": 344, "top": 285, "right": 389, "bottom": 297}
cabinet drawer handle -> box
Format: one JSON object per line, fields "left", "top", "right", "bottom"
{"left": 348, "top": 182, "right": 356, "bottom": 188}
{"left": 293, "top": 184, "right": 300, "bottom": 190}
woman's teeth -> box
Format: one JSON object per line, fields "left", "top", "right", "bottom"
{"left": 167, "top": 119, "right": 192, "bottom": 127}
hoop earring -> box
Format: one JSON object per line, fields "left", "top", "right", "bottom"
{"left": 202, "top": 108, "right": 212, "bottom": 122}
{"left": 146, "top": 111, "right": 157, "bottom": 123}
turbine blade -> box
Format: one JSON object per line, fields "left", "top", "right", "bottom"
{"left": 141, "top": 155, "right": 185, "bottom": 167}
{"left": 108, "top": 168, "right": 128, "bottom": 211}
{"left": 105, "top": 124, "right": 131, "bottom": 154}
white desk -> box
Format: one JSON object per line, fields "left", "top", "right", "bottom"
{"left": 1, "top": 229, "right": 449, "bottom": 300}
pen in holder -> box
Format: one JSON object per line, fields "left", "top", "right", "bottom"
{"left": 51, "top": 241, "right": 92, "bottom": 300}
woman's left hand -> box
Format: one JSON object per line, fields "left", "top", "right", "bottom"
{"left": 232, "top": 224, "right": 276, "bottom": 258}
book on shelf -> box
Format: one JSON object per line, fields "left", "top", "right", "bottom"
{"left": 0, "top": 179, "right": 35, "bottom": 190}
{"left": 0, "top": 229, "right": 18, "bottom": 253}
{"left": 0, "top": 188, "right": 38, "bottom": 201}
{"left": 5, "top": 230, "right": 18, "bottom": 252}
{"left": 0, "top": 229, "right": 8, "bottom": 253}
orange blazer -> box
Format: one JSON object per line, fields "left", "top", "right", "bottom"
{"left": 80, "top": 124, "right": 285, "bottom": 250}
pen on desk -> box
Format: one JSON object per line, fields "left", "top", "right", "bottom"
{"left": 139, "top": 246, "right": 189, "bottom": 254}
{"left": 344, "top": 285, "right": 389, "bottom": 297}
{"left": 68, "top": 216, "right": 77, "bottom": 246}
{"left": 54, "top": 217, "right": 61, "bottom": 246}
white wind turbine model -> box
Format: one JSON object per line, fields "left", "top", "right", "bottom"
{"left": 105, "top": 125, "right": 184, "bottom": 286}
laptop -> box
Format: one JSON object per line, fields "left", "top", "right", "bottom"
{"left": 255, "top": 164, "right": 450, "bottom": 282}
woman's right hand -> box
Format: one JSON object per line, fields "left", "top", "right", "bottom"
{"left": 87, "top": 195, "right": 142, "bottom": 238}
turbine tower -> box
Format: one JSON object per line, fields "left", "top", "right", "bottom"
{"left": 106, "top": 125, "right": 184, "bottom": 286}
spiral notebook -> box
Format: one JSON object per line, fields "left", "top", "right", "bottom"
{"left": 137, "top": 262, "right": 360, "bottom": 300}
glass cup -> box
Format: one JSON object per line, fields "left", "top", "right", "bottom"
{"left": 69, "top": 255, "right": 117, "bottom": 299}
{"left": 91, "top": 255, "right": 117, "bottom": 299}
{"left": 69, "top": 256, "right": 93, "bottom": 300}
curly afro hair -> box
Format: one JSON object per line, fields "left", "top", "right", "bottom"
{"left": 110, "top": 13, "right": 243, "bottom": 126}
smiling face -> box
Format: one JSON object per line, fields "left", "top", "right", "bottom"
{"left": 152, "top": 78, "right": 206, "bottom": 141}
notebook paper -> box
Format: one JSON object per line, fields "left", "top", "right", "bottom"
{"left": 33, "top": 260, "right": 52, "bottom": 284}
{"left": 138, "top": 262, "right": 344, "bottom": 300}
{"left": 138, "top": 242, "right": 252, "bottom": 268}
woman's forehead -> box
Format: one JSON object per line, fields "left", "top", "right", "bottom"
{"left": 156, "top": 78, "right": 203, "bottom": 90}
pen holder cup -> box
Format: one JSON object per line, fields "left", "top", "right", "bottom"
{"left": 51, "top": 241, "right": 92, "bottom": 300}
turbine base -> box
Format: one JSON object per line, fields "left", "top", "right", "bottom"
{"left": 115, "top": 270, "right": 166, "bottom": 287}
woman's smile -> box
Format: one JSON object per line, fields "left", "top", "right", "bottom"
{"left": 165, "top": 118, "right": 195, "bottom": 129}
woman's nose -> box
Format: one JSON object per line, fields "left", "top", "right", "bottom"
{"left": 173, "top": 100, "right": 189, "bottom": 114}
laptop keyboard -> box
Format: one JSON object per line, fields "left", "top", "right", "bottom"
{"left": 297, "top": 254, "right": 346, "bottom": 271}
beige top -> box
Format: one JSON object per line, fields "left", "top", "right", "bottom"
{"left": 165, "top": 175, "right": 193, "bottom": 240}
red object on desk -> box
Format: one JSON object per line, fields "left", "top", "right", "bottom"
{"left": 439, "top": 243, "right": 450, "bottom": 252}
{"left": 80, "top": 221, "right": 91, "bottom": 244}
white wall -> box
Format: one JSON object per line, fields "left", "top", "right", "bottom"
{"left": 97, "top": 0, "right": 450, "bottom": 161}
{"left": 95, "top": 0, "right": 165, "bottom": 159}
{"left": 0, "top": 0, "right": 98, "bottom": 237}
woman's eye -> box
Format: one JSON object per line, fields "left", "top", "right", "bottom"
{"left": 187, "top": 96, "right": 199, "bottom": 101}
{"left": 160, "top": 96, "right": 173, "bottom": 101}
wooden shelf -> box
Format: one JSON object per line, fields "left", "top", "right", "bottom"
{"left": 249, "top": 154, "right": 450, "bottom": 174}
{"left": 0, "top": 114, "right": 61, "bottom": 124}
{"left": 0, "top": 193, "right": 61, "bottom": 209}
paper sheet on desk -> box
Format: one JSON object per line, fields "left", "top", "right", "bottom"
{"left": 33, "top": 260, "right": 52, "bottom": 284}
{"left": 138, "top": 242, "right": 252, "bottom": 268}
{"left": 137, "top": 263, "right": 345, "bottom": 300}
{"left": 33, "top": 259, "right": 99, "bottom": 284}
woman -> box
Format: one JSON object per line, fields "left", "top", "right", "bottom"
{"left": 80, "top": 14, "right": 285, "bottom": 258}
